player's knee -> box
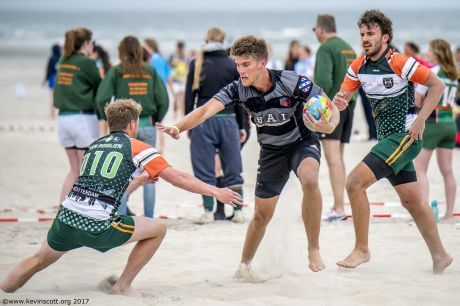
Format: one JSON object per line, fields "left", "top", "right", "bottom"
{"left": 253, "top": 210, "right": 273, "bottom": 226}
{"left": 345, "top": 173, "right": 363, "bottom": 193}
{"left": 299, "top": 174, "right": 318, "bottom": 191}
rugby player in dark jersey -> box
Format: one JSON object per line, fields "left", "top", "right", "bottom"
{"left": 159, "top": 35, "right": 340, "bottom": 275}
{"left": 1, "top": 99, "right": 242, "bottom": 296}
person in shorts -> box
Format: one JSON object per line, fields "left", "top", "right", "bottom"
{"left": 332, "top": 10, "right": 452, "bottom": 273}
{"left": 0, "top": 99, "right": 242, "bottom": 296}
{"left": 158, "top": 35, "right": 340, "bottom": 274}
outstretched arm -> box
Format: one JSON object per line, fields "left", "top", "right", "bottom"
{"left": 158, "top": 166, "right": 242, "bottom": 206}
{"left": 156, "top": 98, "right": 225, "bottom": 139}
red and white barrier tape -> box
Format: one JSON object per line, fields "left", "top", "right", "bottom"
{"left": 0, "top": 207, "right": 58, "bottom": 214}
{"left": 0, "top": 125, "right": 55, "bottom": 133}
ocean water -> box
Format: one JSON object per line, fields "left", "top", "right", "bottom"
{"left": 0, "top": 8, "right": 459, "bottom": 59}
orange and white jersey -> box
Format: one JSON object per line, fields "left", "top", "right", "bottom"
{"left": 130, "top": 138, "right": 170, "bottom": 179}
{"left": 340, "top": 47, "right": 431, "bottom": 140}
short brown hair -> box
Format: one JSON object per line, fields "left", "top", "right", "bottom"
{"left": 317, "top": 14, "right": 336, "bottom": 33}
{"left": 105, "top": 99, "right": 142, "bottom": 131}
{"left": 358, "top": 10, "right": 393, "bottom": 43}
{"left": 230, "top": 35, "right": 268, "bottom": 61}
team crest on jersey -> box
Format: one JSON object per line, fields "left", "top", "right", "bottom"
{"left": 383, "top": 77, "right": 394, "bottom": 89}
{"left": 298, "top": 77, "right": 312, "bottom": 93}
{"left": 280, "top": 100, "right": 291, "bottom": 107}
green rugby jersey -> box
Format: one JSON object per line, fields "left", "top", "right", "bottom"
{"left": 314, "top": 36, "right": 357, "bottom": 102}
{"left": 341, "top": 47, "right": 431, "bottom": 140}
{"left": 53, "top": 54, "right": 101, "bottom": 111}
{"left": 58, "top": 131, "right": 169, "bottom": 231}
{"left": 415, "top": 65, "right": 457, "bottom": 123}
{"left": 96, "top": 65, "right": 169, "bottom": 123}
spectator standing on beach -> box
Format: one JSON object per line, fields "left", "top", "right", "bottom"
{"left": 185, "top": 28, "right": 245, "bottom": 223}
{"left": 53, "top": 28, "right": 101, "bottom": 202}
{"left": 90, "top": 44, "right": 111, "bottom": 79}
{"left": 404, "top": 41, "right": 432, "bottom": 68}
{"left": 414, "top": 39, "right": 458, "bottom": 219}
{"left": 170, "top": 41, "right": 189, "bottom": 119}
{"left": 294, "top": 45, "right": 315, "bottom": 80}
{"left": 313, "top": 14, "right": 357, "bottom": 222}
{"left": 43, "top": 43, "right": 61, "bottom": 117}
{"left": 144, "top": 38, "right": 173, "bottom": 153}
{"left": 284, "top": 40, "right": 301, "bottom": 71}
{"left": 96, "top": 36, "right": 169, "bottom": 218}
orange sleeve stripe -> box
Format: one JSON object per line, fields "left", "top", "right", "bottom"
{"left": 340, "top": 55, "right": 364, "bottom": 93}
{"left": 130, "top": 138, "right": 170, "bottom": 177}
{"left": 130, "top": 138, "right": 152, "bottom": 157}
{"left": 144, "top": 157, "right": 170, "bottom": 178}
{"left": 388, "top": 53, "right": 406, "bottom": 78}
{"left": 409, "top": 64, "right": 431, "bottom": 84}
{"left": 388, "top": 53, "right": 430, "bottom": 84}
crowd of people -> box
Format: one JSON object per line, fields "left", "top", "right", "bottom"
{"left": 2, "top": 8, "right": 458, "bottom": 296}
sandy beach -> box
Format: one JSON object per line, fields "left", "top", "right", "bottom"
{"left": 1, "top": 51, "right": 459, "bottom": 306}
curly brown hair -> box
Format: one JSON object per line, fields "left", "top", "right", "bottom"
{"left": 358, "top": 10, "right": 393, "bottom": 43}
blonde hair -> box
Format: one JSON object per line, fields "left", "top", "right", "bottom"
{"left": 192, "top": 27, "right": 226, "bottom": 91}
{"left": 429, "top": 39, "right": 459, "bottom": 81}
{"left": 63, "top": 27, "right": 92, "bottom": 58}
{"left": 105, "top": 99, "right": 142, "bottom": 131}
{"left": 230, "top": 35, "right": 268, "bottom": 61}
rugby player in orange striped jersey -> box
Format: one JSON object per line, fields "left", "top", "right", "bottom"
{"left": 332, "top": 10, "right": 452, "bottom": 274}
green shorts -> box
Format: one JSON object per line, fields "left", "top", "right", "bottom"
{"left": 422, "top": 122, "right": 456, "bottom": 150}
{"left": 47, "top": 215, "right": 135, "bottom": 253}
{"left": 370, "top": 133, "right": 422, "bottom": 174}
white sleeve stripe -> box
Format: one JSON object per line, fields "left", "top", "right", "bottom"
{"left": 347, "top": 66, "right": 357, "bottom": 78}
{"left": 406, "top": 61, "right": 419, "bottom": 80}
{"left": 133, "top": 148, "right": 157, "bottom": 164}
{"left": 139, "top": 154, "right": 163, "bottom": 168}
{"left": 346, "top": 71, "right": 358, "bottom": 81}
{"left": 401, "top": 57, "right": 416, "bottom": 80}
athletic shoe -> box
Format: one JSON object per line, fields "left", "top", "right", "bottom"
{"left": 195, "top": 212, "right": 214, "bottom": 224}
{"left": 323, "top": 209, "right": 347, "bottom": 222}
{"left": 231, "top": 210, "right": 244, "bottom": 223}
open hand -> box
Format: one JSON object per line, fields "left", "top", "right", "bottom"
{"left": 215, "top": 188, "right": 243, "bottom": 207}
{"left": 332, "top": 92, "right": 349, "bottom": 111}
{"left": 156, "top": 123, "right": 180, "bottom": 139}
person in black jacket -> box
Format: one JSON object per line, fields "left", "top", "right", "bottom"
{"left": 185, "top": 27, "right": 245, "bottom": 224}
{"left": 43, "top": 44, "right": 61, "bottom": 117}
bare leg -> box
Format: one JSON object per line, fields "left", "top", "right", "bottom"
{"left": 337, "top": 162, "right": 376, "bottom": 268}
{"left": 240, "top": 197, "right": 278, "bottom": 264}
{"left": 108, "top": 216, "right": 166, "bottom": 296}
{"left": 297, "top": 158, "right": 325, "bottom": 272}
{"left": 1, "top": 241, "right": 65, "bottom": 293}
{"left": 59, "top": 149, "right": 84, "bottom": 202}
{"left": 394, "top": 182, "right": 453, "bottom": 274}
{"left": 436, "top": 149, "right": 457, "bottom": 219}
{"left": 414, "top": 149, "right": 433, "bottom": 204}
{"left": 322, "top": 140, "right": 346, "bottom": 214}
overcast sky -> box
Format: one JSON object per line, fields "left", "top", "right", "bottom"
{"left": 2, "top": 0, "right": 460, "bottom": 10}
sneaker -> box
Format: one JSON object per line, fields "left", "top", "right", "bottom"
{"left": 231, "top": 210, "right": 244, "bottom": 223}
{"left": 323, "top": 209, "right": 347, "bottom": 222}
{"left": 195, "top": 212, "right": 214, "bottom": 225}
